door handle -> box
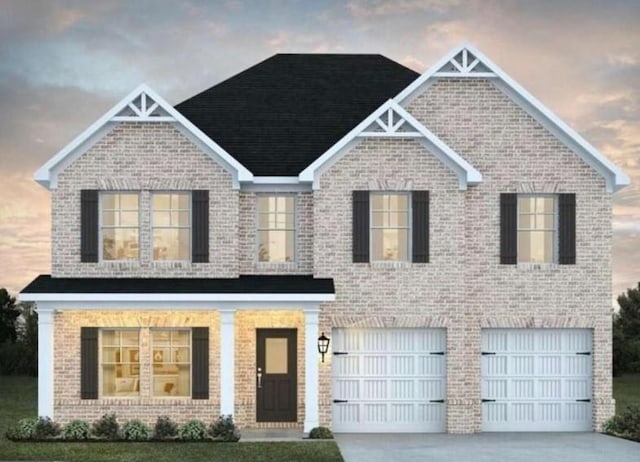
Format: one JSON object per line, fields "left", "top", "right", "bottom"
{"left": 257, "top": 367, "right": 262, "bottom": 389}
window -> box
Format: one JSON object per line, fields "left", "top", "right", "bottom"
{"left": 152, "top": 193, "right": 191, "bottom": 261}
{"left": 151, "top": 330, "right": 191, "bottom": 397}
{"left": 101, "top": 193, "right": 139, "bottom": 260}
{"left": 257, "top": 195, "right": 295, "bottom": 262}
{"left": 371, "top": 193, "right": 410, "bottom": 261}
{"left": 517, "top": 195, "right": 556, "bottom": 263}
{"left": 101, "top": 330, "right": 140, "bottom": 397}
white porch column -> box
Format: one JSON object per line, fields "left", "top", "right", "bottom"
{"left": 219, "top": 309, "right": 236, "bottom": 416}
{"left": 37, "top": 307, "right": 55, "bottom": 418}
{"left": 304, "top": 309, "right": 320, "bottom": 433}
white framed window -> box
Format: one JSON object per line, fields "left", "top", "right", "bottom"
{"left": 371, "top": 192, "right": 410, "bottom": 261}
{"left": 152, "top": 193, "right": 191, "bottom": 261}
{"left": 151, "top": 329, "right": 191, "bottom": 397}
{"left": 517, "top": 195, "right": 557, "bottom": 263}
{"left": 100, "top": 329, "right": 140, "bottom": 397}
{"left": 100, "top": 193, "right": 139, "bottom": 261}
{"left": 257, "top": 195, "right": 296, "bottom": 262}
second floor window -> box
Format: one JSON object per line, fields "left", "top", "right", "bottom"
{"left": 371, "top": 192, "right": 410, "bottom": 261}
{"left": 101, "top": 193, "right": 139, "bottom": 260}
{"left": 152, "top": 193, "right": 191, "bottom": 261}
{"left": 257, "top": 195, "right": 295, "bottom": 262}
{"left": 517, "top": 195, "right": 556, "bottom": 263}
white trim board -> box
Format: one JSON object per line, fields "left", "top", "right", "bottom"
{"left": 20, "top": 292, "right": 335, "bottom": 303}
{"left": 298, "top": 99, "right": 482, "bottom": 190}
{"left": 34, "top": 84, "right": 253, "bottom": 190}
{"left": 394, "top": 43, "right": 630, "bottom": 193}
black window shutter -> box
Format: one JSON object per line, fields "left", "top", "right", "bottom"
{"left": 80, "top": 190, "right": 99, "bottom": 263}
{"left": 80, "top": 327, "right": 99, "bottom": 399}
{"left": 192, "top": 327, "right": 209, "bottom": 399}
{"left": 192, "top": 190, "right": 209, "bottom": 263}
{"left": 412, "top": 191, "right": 429, "bottom": 263}
{"left": 352, "top": 191, "right": 370, "bottom": 263}
{"left": 558, "top": 193, "right": 576, "bottom": 265}
{"left": 500, "top": 193, "right": 518, "bottom": 264}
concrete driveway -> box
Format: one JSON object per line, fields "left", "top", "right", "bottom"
{"left": 335, "top": 433, "right": 639, "bottom": 462}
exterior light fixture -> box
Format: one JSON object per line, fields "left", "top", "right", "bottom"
{"left": 318, "top": 332, "right": 330, "bottom": 362}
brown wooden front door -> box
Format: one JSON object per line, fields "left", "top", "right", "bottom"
{"left": 256, "top": 329, "right": 297, "bottom": 422}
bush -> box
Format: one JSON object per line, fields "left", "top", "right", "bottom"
{"left": 603, "top": 406, "right": 640, "bottom": 442}
{"left": 178, "top": 420, "right": 208, "bottom": 441}
{"left": 121, "top": 419, "right": 151, "bottom": 441}
{"left": 308, "top": 426, "right": 333, "bottom": 439}
{"left": 0, "top": 341, "right": 36, "bottom": 376}
{"left": 62, "top": 420, "right": 91, "bottom": 440}
{"left": 208, "top": 415, "right": 240, "bottom": 442}
{"left": 153, "top": 415, "right": 178, "bottom": 440}
{"left": 6, "top": 418, "right": 37, "bottom": 441}
{"left": 92, "top": 413, "right": 120, "bottom": 440}
{"left": 34, "top": 416, "right": 61, "bottom": 439}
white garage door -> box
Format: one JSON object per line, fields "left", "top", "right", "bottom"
{"left": 482, "top": 329, "right": 593, "bottom": 432}
{"left": 332, "top": 328, "right": 446, "bottom": 433}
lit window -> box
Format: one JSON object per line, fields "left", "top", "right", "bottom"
{"left": 371, "top": 193, "right": 410, "bottom": 261}
{"left": 152, "top": 193, "right": 191, "bottom": 261}
{"left": 101, "top": 330, "right": 140, "bottom": 397}
{"left": 517, "top": 196, "right": 556, "bottom": 263}
{"left": 151, "top": 330, "right": 191, "bottom": 397}
{"left": 101, "top": 193, "right": 139, "bottom": 260}
{"left": 257, "top": 195, "right": 295, "bottom": 262}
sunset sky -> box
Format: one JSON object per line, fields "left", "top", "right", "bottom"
{"left": 0, "top": 0, "right": 638, "bottom": 302}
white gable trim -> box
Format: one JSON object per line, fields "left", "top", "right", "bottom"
{"left": 35, "top": 84, "right": 254, "bottom": 189}
{"left": 298, "top": 99, "right": 482, "bottom": 190}
{"left": 395, "top": 43, "right": 630, "bottom": 192}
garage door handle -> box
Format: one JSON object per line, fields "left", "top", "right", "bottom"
{"left": 576, "top": 352, "right": 591, "bottom": 356}
{"left": 481, "top": 352, "right": 496, "bottom": 355}
{"left": 576, "top": 399, "right": 591, "bottom": 402}
{"left": 333, "top": 352, "right": 348, "bottom": 356}
{"left": 333, "top": 399, "right": 348, "bottom": 403}
{"left": 429, "top": 399, "right": 445, "bottom": 403}
{"left": 430, "top": 352, "right": 445, "bottom": 355}
{"left": 481, "top": 399, "right": 496, "bottom": 403}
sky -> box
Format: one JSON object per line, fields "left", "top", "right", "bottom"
{"left": 0, "top": 0, "right": 638, "bottom": 303}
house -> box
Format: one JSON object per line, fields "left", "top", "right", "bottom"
{"left": 20, "top": 44, "right": 629, "bottom": 434}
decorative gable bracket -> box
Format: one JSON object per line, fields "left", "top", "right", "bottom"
{"left": 359, "top": 107, "right": 423, "bottom": 138}
{"left": 433, "top": 48, "right": 495, "bottom": 78}
{"left": 111, "top": 92, "right": 175, "bottom": 122}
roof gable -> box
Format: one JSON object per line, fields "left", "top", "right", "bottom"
{"left": 395, "top": 43, "right": 630, "bottom": 192}
{"left": 35, "top": 84, "right": 253, "bottom": 189}
{"left": 299, "top": 99, "right": 482, "bottom": 189}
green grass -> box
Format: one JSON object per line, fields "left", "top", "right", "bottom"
{"left": 613, "top": 373, "right": 640, "bottom": 414}
{"left": 0, "top": 376, "right": 343, "bottom": 462}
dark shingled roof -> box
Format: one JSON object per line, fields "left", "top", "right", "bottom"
{"left": 22, "top": 275, "right": 334, "bottom": 294}
{"left": 175, "top": 54, "right": 419, "bottom": 176}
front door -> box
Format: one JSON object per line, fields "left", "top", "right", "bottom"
{"left": 256, "top": 329, "right": 297, "bottom": 422}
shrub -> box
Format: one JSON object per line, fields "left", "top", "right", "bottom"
{"left": 603, "top": 406, "right": 640, "bottom": 442}
{"left": 6, "top": 418, "right": 37, "bottom": 441}
{"left": 153, "top": 415, "right": 178, "bottom": 440}
{"left": 34, "top": 416, "right": 61, "bottom": 439}
{"left": 178, "top": 420, "right": 208, "bottom": 441}
{"left": 62, "top": 420, "right": 91, "bottom": 441}
{"left": 92, "top": 413, "right": 120, "bottom": 440}
{"left": 121, "top": 419, "right": 151, "bottom": 441}
{"left": 308, "top": 426, "right": 333, "bottom": 439}
{"left": 0, "top": 341, "right": 36, "bottom": 376}
{"left": 208, "top": 415, "right": 240, "bottom": 442}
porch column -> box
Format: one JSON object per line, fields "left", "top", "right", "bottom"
{"left": 219, "top": 309, "right": 236, "bottom": 416}
{"left": 304, "top": 309, "right": 320, "bottom": 433}
{"left": 38, "top": 306, "right": 55, "bottom": 418}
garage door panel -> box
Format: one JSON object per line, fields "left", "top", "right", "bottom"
{"left": 482, "top": 329, "right": 592, "bottom": 432}
{"left": 333, "top": 328, "right": 446, "bottom": 433}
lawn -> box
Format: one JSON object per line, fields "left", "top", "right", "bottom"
{"left": 613, "top": 373, "right": 640, "bottom": 414}
{"left": 0, "top": 376, "right": 344, "bottom": 462}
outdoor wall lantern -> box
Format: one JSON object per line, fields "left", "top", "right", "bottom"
{"left": 318, "top": 332, "right": 330, "bottom": 362}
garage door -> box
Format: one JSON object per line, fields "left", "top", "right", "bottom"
{"left": 332, "top": 328, "right": 446, "bottom": 433}
{"left": 481, "top": 329, "right": 592, "bottom": 432}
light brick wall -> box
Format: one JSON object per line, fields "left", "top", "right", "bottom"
{"left": 238, "top": 192, "right": 314, "bottom": 274}
{"left": 52, "top": 122, "right": 239, "bottom": 278}
{"left": 314, "top": 78, "right": 614, "bottom": 433}
{"left": 53, "top": 310, "right": 220, "bottom": 425}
